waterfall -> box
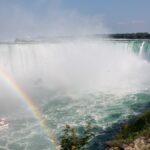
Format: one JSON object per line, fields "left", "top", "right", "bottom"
{"left": 0, "top": 39, "right": 150, "bottom": 150}
{"left": 139, "top": 41, "right": 145, "bottom": 57}
{"left": 0, "top": 39, "right": 149, "bottom": 94}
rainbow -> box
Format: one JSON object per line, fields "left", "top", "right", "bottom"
{"left": 0, "top": 66, "right": 57, "bottom": 150}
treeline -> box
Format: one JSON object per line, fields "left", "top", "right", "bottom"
{"left": 104, "top": 32, "right": 150, "bottom": 39}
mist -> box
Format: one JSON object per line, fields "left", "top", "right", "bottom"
{"left": 0, "top": 0, "right": 108, "bottom": 41}
{"left": 0, "top": 40, "right": 150, "bottom": 94}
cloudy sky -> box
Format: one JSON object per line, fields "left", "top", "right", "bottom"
{"left": 0, "top": 0, "right": 150, "bottom": 40}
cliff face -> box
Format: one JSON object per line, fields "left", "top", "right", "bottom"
{"left": 106, "top": 137, "right": 150, "bottom": 150}
{"left": 106, "top": 110, "right": 150, "bottom": 150}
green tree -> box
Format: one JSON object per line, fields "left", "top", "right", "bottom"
{"left": 60, "top": 123, "right": 93, "bottom": 150}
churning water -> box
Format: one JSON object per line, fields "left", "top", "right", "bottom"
{"left": 0, "top": 38, "right": 150, "bottom": 150}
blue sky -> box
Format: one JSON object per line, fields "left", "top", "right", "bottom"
{"left": 0, "top": 0, "right": 150, "bottom": 40}
{"left": 62, "top": 0, "right": 150, "bottom": 30}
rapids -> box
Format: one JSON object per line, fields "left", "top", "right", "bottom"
{"left": 0, "top": 38, "right": 150, "bottom": 150}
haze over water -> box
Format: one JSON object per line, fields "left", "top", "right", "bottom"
{"left": 0, "top": 0, "right": 150, "bottom": 150}
{"left": 0, "top": 38, "right": 150, "bottom": 149}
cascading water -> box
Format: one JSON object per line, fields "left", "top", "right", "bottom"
{"left": 139, "top": 41, "right": 145, "bottom": 57}
{"left": 0, "top": 38, "right": 150, "bottom": 150}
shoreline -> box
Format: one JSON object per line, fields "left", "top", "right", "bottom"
{"left": 106, "top": 109, "right": 150, "bottom": 150}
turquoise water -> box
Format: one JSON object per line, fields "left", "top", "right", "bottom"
{"left": 0, "top": 39, "right": 150, "bottom": 150}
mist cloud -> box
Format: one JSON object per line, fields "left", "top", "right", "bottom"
{"left": 0, "top": 0, "right": 108, "bottom": 41}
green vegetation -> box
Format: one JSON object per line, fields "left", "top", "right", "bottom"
{"left": 60, "top": 123, "right": 94, "bottom": 150}
{"left": 109, "top": 33, "right": 150, "bottom": 39}
{"left": 94, "top": 32, "right": 150, "bottom": 39}
{"left": 110, "top": 109, "right": 150, "bottom": 145}
{"left": 60, "top": 110, "right": 150, "bottom": 149}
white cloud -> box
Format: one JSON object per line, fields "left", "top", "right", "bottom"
{"left": 131, "top": 20, "right": 145, "bottom": 24}
{"left": 117, "top": 20, "right": 145, "bottom": 26}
